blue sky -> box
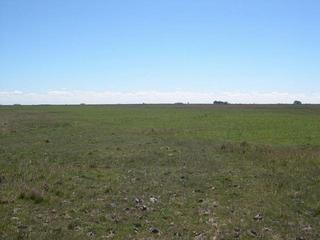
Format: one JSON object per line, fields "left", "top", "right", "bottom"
{"left": 0, "top": 0, "right": 320, "bottom": 103}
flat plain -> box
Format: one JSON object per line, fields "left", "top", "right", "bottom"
{"left": 0, "top": 104, "right": 320, "bottom": 239}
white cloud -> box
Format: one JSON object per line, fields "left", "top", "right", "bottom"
{"left": 0, "top": 90, "right": 319, "bottom": 104}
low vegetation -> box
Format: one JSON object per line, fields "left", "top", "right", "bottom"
{"left": 0, "top": 104, "right": 320, "bottom": 239}
{"left": 213, "top": 101, "right": 229, "bottom": 105}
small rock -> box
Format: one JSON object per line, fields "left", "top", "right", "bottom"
{"left": 13, "top": 208, "right": 20, "bottom": 214}
{"left": 106, "top": 230, "right": 115, "bottom": 238}
{"left": 194, "top": 233, "right": 205, "bottom": 240}
{"left": 253, "top": 213, "right": 263, "bottom": 221}
{"left": 208, "top": 218, "right": 217, "bottom": 225}
{"left": 150, "top": 197, "right": 158, "bottom": 204}
{"left": 139, "top": 205, "right": 148, "bottom": 211}
{"left": 248, "top": 229, "right": 257, "bottom": 237}
{"left": 302, "top": 225, "right": 312, "bottom": 231}
{"left": 234, "top": 228, "right": 241, "bottom": 238}
{"left": 87, "top": 231, "right": 95, "bottom": 237}
{"left": 199, "top": 208, "right": 211, "bottom": 215}
{"left": 134, "top": 198, "right": 143, "bottom": 204}
{"left": 75, "top": 226, "right": 82, "bottom": 231}
{"left": 110, "top": 213, "right": 119, "bottom": 223}
{"left": 149, "top": 227, "right": 160, "bottom": 234}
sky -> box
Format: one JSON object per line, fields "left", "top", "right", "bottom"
{"left": 1, "top": 0, "right": 320, "bottom": 104}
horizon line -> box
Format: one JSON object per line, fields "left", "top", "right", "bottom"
{"left": 0, "top": 90, "right": 319, "bottom": 105}
{"left": 1, "top": 103, "right": 319, "bottom": 106}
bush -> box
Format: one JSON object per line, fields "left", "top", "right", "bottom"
{"left": 18, "top": 188, "right": 44, "bottom": 203}
{"left": 213, "top": 100, "right": 228, "bottom": 105}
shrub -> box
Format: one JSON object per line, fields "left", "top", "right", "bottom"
{"left": 293, "top": 100, "right": 302, "bottom": 105}
{"left": 213, "top": 100, "right": 228, "bottom": 105}
{"left": 18, "top": 188, "right": 44, "bottom": 203}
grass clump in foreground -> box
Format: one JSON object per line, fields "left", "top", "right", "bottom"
{"left": 0, "top": 104, "right": 320, "bottom": 239}
{"left": 18, "top": 188, "right": 44, "bottom": 204}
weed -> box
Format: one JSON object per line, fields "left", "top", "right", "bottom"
{"left": 18, "top": 188, "right": 44, "bottom": 203}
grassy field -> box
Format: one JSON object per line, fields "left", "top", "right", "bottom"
{"left": 0, "top": 104, "right": 320, "bottom": 239}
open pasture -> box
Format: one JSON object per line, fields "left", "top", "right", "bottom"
{"left": 0, "top": 104, "right": 320, "bottom": 239}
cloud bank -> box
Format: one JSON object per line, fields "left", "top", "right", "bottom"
{"left": 0, "top": 90, "right": 319, "bottom": 105}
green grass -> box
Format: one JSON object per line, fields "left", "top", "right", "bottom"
{"left": 0, "top": 104, "right": 320, "bottom": 239}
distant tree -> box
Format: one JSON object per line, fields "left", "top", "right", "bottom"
{"left": 293, "top": 100, "right": 302, "bottom": 105}
{"left": 80, "top": 103, "right": 86, "bottom": 106}
{"left": 213, "top": 100, "right": 228, "bottom": 105}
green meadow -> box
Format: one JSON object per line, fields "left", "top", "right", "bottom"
{"left": 1, "top": 104, "right": 320, "bottom": 239}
